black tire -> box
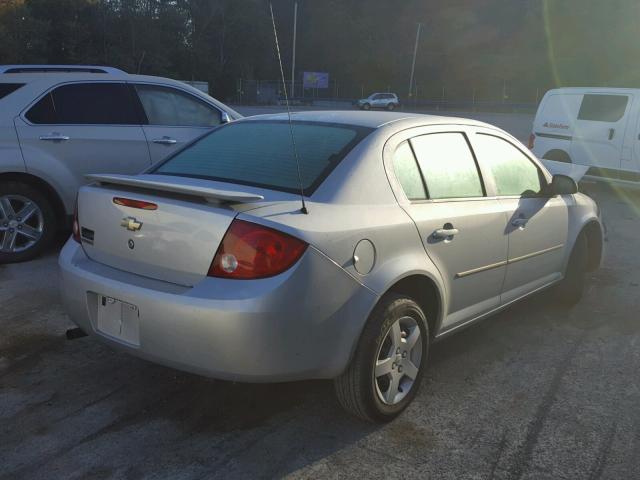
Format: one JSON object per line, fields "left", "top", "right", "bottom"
{"left": 335, "top": 294, "right": 430, "bottom": 422}
{"left": 362, "top": 103, "right": 371, "bottom": 111}
{"left": 555, "top": 233, "right": 588, "bottom": 306}
{"left": 0, "top": 181, "right": 57, "bottom": 264}
{"left": 387, "top": 103, "right": 396, "bottom": 111}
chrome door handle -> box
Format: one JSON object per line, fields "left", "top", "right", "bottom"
{"left": 39, "top": 134, "right": 70, "bottom": 141}
{"left": 512, "top": 218, "right": 528, "bottom": 228}
{"left": 609, "top": 128, "right": 615, "bottom": 140}
{"left": 152, "top": 137, "right": 177, "bottom": 145}
{"left": 433, "top": 228, "right": 459, "bottom": 239}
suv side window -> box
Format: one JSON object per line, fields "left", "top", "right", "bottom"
{"left": 135, "top": 84, "right": 221, "bottom": 127}
{"left": 473, "top": 134, "right": 544, "bottom": 196}
{"left": 578, "top": 94, "right": 628, "bottom": 122}
{"left": 25, "top": 83, "right": 139, "bottom": 125}
{"left": 0, "top": 83, "right": 24, "bottom": 100}
{"left": 410, "top": 132, "right": 484, "bottom": 199}
{"left": 392, "top": 141, "right": 427, "bottom": 200}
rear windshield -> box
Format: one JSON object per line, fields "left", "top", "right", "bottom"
{"left": 0, "top": 83, "right": 25, "bottom": 100}
{"left": 153, "top": 121, "right": 372, "bottom": 195}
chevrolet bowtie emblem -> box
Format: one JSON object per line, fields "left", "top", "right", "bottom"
{"left": 121, "top": 217, "right": 143, "bottom": 232}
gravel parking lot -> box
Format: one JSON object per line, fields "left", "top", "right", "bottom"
{"left": 2, "top": 178, "right": 640, "bottom": 479}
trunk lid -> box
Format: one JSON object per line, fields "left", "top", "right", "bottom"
{"left": 77, "top": 174, "right": 265, "bottom": 286}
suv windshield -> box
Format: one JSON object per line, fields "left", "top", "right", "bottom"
{"left": 153, "top": 120, "right": 372, "bottom": 195}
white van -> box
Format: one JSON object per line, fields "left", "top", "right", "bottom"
{"left": 530, "top": 88, "right": 640, "bottom": 181}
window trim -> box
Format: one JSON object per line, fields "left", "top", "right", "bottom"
{"left": 132, "top": 82, "right": 224, "bottom": 128}
{"left": 384, "top": 125, "right": 502, "bottom": 205}
{"left": 20, "top": 80, "right": 145, "bottom": 127}
{"left": 473, "top": 132, "right": 550, "bottom": 199}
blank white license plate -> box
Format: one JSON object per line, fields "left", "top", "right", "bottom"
{"left": 97, "top": 295, "right": 140, "bottom": 346}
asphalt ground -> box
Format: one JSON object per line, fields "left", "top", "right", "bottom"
{"left": 2, "top": 174, "right": 640, "bottom": 479}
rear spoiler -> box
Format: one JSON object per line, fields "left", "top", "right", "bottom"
{"left": 86, "top": 174, "right": 265, "bottom": 203}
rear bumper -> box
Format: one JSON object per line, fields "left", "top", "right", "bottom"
{"left": 59, "top": 240, "right": 377, "bottom": 382}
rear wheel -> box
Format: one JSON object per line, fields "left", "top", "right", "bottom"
{"left": 543, "top": 150, "right": 572, "bottom": 163}
{"left": 555, "top": 233, "right": 588, "bottom": 306}
{"left": 335, "top": 294, "right": 429, "bottom": 422}
{"left": 0, "top": 182, "right": 56, "bottom": 263}
{"left": 387, "top": 103, "right": 396, "bottom": 111}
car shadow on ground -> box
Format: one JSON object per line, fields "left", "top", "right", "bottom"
{"left": 3, "top": 181, "right": 634, "bottom": 478}
{"left": 1, "top": 273, "right": 592, "bottom": 479}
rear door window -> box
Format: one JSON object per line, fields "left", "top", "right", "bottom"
{"left": 392, "top": 141, "right": 427, "bottom": 200}
{"left": 153, "top": 121, "right": 372, "bottom": 195}
{"left": 0, "top": 83, "right": 24, "bottom": 100}
{"left": 473, "top": 134, "right": 544, "bottom": 196}
{"left": 578, "top": 94, "right": 629, "bottom": 122}
{"left": 25, "top": 83, "right": 139, "bottom": 125}
{"left": 135, "top": 84, "right": 221, "bottom": 127}
{"left": 409, "top": 132, "right": 484, "bottom": 199}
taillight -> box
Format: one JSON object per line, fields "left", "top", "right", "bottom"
{"left": 208, "top": 219, "right": 308, "bottom": 279}
{"left": 528, "top": 133, "right": 536, "bottom": 150}
{"left": 72, "top": 198, "right": 81, "bottom": 243}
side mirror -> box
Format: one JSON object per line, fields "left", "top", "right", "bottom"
{"left": 220, "top": 111, "right": 231, "bottom": 124}
{"left": 549, "top": 174, "right": 578, "bottom": 196}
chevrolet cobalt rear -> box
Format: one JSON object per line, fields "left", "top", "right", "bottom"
{"left": 59, "top": 111, "right": 603, "bottom": 422}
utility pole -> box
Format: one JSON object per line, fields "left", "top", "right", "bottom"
{"left": 291, "top": 1, "right": 298, "bottom": 98}
{"left": 408, "top": 22, "right": 422, "bottom": 100}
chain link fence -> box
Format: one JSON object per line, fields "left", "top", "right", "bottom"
{"left": 233, "top": 78, "right": 549, "bottom": 113}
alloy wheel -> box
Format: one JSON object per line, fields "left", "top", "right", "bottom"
{"left": 0, "top": 195, "right": 44, "bottom": 253}
{"left": 374, "top": 316, "right": 423, "bottom": 405}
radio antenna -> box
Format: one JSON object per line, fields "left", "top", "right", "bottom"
{"left": 269, "top": 1, "right": 308, "bottom": 214}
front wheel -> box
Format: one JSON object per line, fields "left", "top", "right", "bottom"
{"left": 0, "top": 182, "right": 56, "bottom": 264}
{"left": 361, "top": 103, "right": 371, "bottom": 110}
{"left": 335, "top": 294, "right": 430, "bottom": 422}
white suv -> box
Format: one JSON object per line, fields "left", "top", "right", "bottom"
{"left": 356, "top": 93, "right": 400, "bottom": 111}
{"left": 0, "top": 65, "right": 240, "bottom": 263}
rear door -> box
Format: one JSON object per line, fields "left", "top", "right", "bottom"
{"left": 15, "top": 82, "right": 151, "bottom": 197}
{"left": 570, "top": 93, "right": 632, "bottom": 169}
{"left": 133, "top": 83, "right": 224, "bottom": 162}
{"left": 391, "top": 128, "right": 508, "bottom": 330}
{"left": 470, "top": 131, "right": 569, "bottom": 304}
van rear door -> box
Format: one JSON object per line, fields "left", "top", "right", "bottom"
{"left": 570, "top": 93, "right": 632, "bottom": 170}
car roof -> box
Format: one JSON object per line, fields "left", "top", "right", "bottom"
{"left": 546, "top": 87, "right": 640, "bottom": 95}
{"left": 241, "top": 110, "right": 490, "bottom": 130}
{"left": 0, "top": 65, "right": 126, "bottom": 75}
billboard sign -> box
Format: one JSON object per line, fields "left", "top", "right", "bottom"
{"left": 303, "top": 71, "right": 329, "bottom": 89}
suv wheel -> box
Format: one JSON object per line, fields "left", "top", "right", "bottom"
{"left": 0, "top": 182, "right": 56, "bottom": 263}
{"left": 361, "top": 103, "right": 371, "bottom": 110}
{"left": 387, "top": 103, "right": 396, "bottom": 111}
{"left": 335, "top": 294, "right": 429, "bottom": 422}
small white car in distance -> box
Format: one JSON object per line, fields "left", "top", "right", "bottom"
{"left": 530, "top": 87, "right": 640, "bottom": 183}
{"left": 357, "top": 93, "right": 400, "bottom": 111}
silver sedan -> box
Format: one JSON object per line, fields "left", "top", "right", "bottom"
{"left": 59, "top": 111, "right": 603, "bottom": 422}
